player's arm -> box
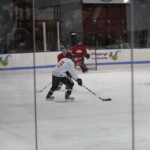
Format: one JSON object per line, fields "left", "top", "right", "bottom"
{"left": 68, "top": 62, "right": 78, "bottom": 80}
{"left": 67, "top": 61, "right": 82, "bottom": 86}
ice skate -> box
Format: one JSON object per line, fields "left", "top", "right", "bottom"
{"left": 65, "top": 93, "right": 74, "bottom": 100}
{"left": 46, "top": 92, "right": 54, "bottom": 100}
{"left": 46, "top": 96, "right": 54, "bottom": 101}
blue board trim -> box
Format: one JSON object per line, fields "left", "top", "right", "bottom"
{"left": 0, "top": 61, "right": 150, "bottom": 71}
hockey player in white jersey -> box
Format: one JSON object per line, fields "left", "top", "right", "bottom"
{"left": 46, "top": 53, "right": 82, "bottom": 100}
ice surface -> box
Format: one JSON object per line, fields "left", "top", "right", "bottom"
{"left": 0, "top": 64, "right": 150, "bottom": 150}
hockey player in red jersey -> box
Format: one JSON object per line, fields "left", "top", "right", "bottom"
{"left": 57, "top": 46, "right": 72, "bottom": 90}
{"left": 46, "top": 53, "right": 82, "bottom": 100}
{"left": 72, "top": 41, "right": 90, "bottom": 72}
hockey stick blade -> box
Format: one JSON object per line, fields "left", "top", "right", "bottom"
{"left": 36, "top": 90, "right": 42, "bottom": 93}
{"left": 99, "top": 97, "right": 112, "bottom": 101}
{"left": 36, "top": 82, "right": 52, "bottom": 93}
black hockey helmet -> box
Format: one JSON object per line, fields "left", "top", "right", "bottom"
{"left": 68, "top": 53, "right": 76, "bottom": 60}
{"left": 77, "top": 40, "right": 83, "bottom": 46}
{"left": 60, "top": 45, "right": 67, "bottom": 50}
{"left": 60, "top": 45, "right": 68, "bottom": 54}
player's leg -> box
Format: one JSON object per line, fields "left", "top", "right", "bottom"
{"left": 61, "top": 75, "right": 74, "bottom": 100}
{"left": 80, "top": 63, "right": 88, "bottom": 72}
{"left": 46, "top": 76, "right": 60, "bottom": 100}
{"left": 78, "top": 58, "right": 88, "bottom": 73}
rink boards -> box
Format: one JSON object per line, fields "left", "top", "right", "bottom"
{"left": 0, "top": 49, "right": 150, "bottom": 70}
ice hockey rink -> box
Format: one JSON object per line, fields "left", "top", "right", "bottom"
{"left": 0, "top": 64, "right": 150, "bottom": 150}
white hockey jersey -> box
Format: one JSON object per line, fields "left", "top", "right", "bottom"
{"left": 52, "top": 58, "right": 78, "bottom": 80}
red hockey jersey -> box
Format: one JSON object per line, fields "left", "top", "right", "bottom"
{"left": 72, "top": 45, "right": 87, "bottom": 59}
{"left": 57, "top": 52, "right": 71, "bottom": 62}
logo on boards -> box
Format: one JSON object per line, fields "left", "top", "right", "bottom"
{"left": 0, "top": 55, "right": 12, "bottom": 66}
{"left": 109, "top": 50, "right": 121, "bottom": 61}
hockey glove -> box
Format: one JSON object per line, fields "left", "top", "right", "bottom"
{"left": 77, "top": 78, "right": 82, "bottom": 86}
{"left": 84, "top": 54, "right": 90, "bottom": 59}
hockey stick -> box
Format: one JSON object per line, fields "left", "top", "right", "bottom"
{"left": 82, "top": 84, "right": 111, "bottom": 101}
{"left": 36, "top": 81, "right": 52, "bottom": 93}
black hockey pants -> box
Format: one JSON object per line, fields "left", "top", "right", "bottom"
{"left": 50, "top": 75, "right": 74, "bottom": 92}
